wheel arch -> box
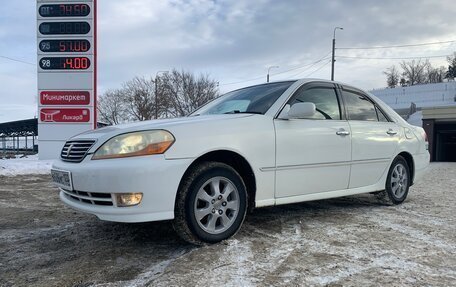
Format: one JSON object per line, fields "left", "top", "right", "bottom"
{"left": 176, "top": 150, "right": 257, "bottom": 212}
{"left": 397, "top": 151, "right": 415, "bottom": 185}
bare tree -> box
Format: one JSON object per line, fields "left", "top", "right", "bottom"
{"left": 400, "top": 59, "right": 428, "bottom": 86}
{"left": 161, "top": 70, "right": 219, "bottom": 117}
{"left": 426, "top": 65, "right": 446, "bottom": 84}
{"left": 97, "top": 89, "right": 128, "bottom": 125}
{"left": 122, "top": 76, "right": 156, "bottom": 121}
{"left": 97, "top": 70, "right": 219, "bottom": 124}
{"left": 446, "top": 52, "right": 456, "bottom": 80}
{"left": 383, "top": 65, "right": 400, "bottom": 88}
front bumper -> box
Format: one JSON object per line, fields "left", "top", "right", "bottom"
{"left": 53, "top": 154, "right": 193, "bottom": 222}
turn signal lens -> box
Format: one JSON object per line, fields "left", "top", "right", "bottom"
{"left": 115, "top": 193, "right": 143, "bottom": 207}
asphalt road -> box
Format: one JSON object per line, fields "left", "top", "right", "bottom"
{"left": 1, "top": 163, "right": 455, "bottom": 286}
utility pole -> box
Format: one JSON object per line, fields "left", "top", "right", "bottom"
{"left": 267, "top": 66, "right": 279, "bottom": 82}
{"left": 331, "top": 27, "right": 343, "bottom": 81}
{"left": 155, "top": 71, "right": 169, "bottom": 119}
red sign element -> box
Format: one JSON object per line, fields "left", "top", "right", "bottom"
{"left": 40, "top": 108, "right": 90, "bottom": 123}
{"left": 40, "top": 91, "right": 90, "bottom": 105}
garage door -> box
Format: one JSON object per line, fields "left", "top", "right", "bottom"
{"left": 435, "top": 123, "right": 456, "bottom": 162}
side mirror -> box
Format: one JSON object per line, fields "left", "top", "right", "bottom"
{"left": 287, "top": 102, "right": 316, "bottom": 119}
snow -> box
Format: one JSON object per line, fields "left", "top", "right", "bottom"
{"left": 407, "top": 110, "right": 423, "bottom": 127}
{"left": 370, "top": 81, "right": 456, "bottom": 110}
{"left": 0, "top": 155, "right": 52, "bottom": 176}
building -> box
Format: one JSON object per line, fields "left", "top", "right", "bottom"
{"left": 371, "top": 82, "right": 456, "bottom": 162}
{"left": 0, "top": 118, "right": 109, "bottom": 157}
{"left": 0, "top": 118, "right": 38, "bottom": 156}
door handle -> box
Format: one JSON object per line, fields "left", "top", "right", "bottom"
{"left": 386, "top": 129, "right": 397, "bottom": 135}
{"left": 336, "top": 129, "right": 350, "bottom": 136}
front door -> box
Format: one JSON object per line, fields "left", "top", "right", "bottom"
{"left": 274, "top": 83, "right": 351, "bottom": 198}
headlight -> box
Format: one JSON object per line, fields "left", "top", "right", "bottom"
{"left": 92, "top": 130, "right": 175, "bottom": 160}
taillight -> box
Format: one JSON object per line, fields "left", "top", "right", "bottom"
{"left": 422, "top": 130, "right": 429, "bottom": 150}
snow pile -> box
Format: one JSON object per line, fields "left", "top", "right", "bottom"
{"left": 0, "top": 155, "right": 52, "bottom": 176}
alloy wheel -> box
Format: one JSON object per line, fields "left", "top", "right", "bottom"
{"left": 391, "top": 163, "right": 408, "bottom": 198}
{"left": 193, "top": 176, "right": 240, "bottom": 234}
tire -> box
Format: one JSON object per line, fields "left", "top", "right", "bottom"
{"left": 376, "top": 156, "right": 410, "bottom": 205}
{"left": 173, "top": 162, "right": 248, "bottom": 245}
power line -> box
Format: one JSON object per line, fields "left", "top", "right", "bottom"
{"left": 305, "top": 59, "right": 332, "bottom": 77}
{"left": 336, "top": 54, "right": 451, "bottom": 60}
{"left": 288, "top": 56, "right": 331, "bottom": 78}
{"left": 219, "top": 52, "right": 331, "bottom": 86}
{"left": 0, "top": 55, "right": 36, "bottom": 66}
{"left": 272, "top": 51, "right": 331, "bottom": 76}
{"left": 338, "top": 40, "right": 455, "bottom": 50}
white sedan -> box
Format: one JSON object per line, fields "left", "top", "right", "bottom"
{"left": 51, "top": 79, "right": 430, "bottom": 244}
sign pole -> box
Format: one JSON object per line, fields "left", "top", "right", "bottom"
{"left": 93, "top": 0, "right": 97, "bottom": 129}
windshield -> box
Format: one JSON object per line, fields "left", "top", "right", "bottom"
{"left": 192, "top": 81, "right": 295, "bottom": 116}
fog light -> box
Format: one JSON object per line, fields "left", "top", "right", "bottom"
{"left": 115, "top": 193, "right": 143, "bottom": 207}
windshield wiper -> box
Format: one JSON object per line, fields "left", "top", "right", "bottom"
{"left": 223, "top": 110, "right": 263, "bottom": 114}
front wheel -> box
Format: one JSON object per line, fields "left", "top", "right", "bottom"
{"left": 376, "top": 156, "right": 410, "bottom": 205}
{"left": 173, "top": 162, "right": 248, "bottom": 245}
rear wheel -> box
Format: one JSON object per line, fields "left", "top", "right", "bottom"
{"left": 173, "top": 162, "right": 248, "bottom": 245}
{"left": 376, "top": 156, "right": 410, "bottom": 205}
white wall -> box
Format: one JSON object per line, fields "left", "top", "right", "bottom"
{"left": 370, "top": 82, "right": 456, "bottom": 110}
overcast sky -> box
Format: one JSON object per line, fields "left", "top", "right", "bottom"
{"left": 1, "top": 0, "right": 455, "bottom": 122}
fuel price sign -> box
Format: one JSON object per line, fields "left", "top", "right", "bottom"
{"left": 37, "top": 0, "right": 97, "bottom": 160}
{"left": 39, "top": 4, "right": 91, "bottom": 17}
{"left": 39, "top": 57, "right": 90, "bottom": 70}
{"left": 39, "top": 21, "right": 91, "bottom": 35}
{"left": 39, "top": 39, "right": 91, "bottom": 53}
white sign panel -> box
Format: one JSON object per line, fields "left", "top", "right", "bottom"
{"left": 37, "top": 0, "right": 97, "bottom": 159}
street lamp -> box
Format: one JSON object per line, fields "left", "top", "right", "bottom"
{"left": 155, "top": 70, "right": 169, "bottom": 119}
{"left": 331, "top": 26, "right": 343, "bottom": 81}
{"left": 267, "top": 66, "right": 279, "bottom": 82}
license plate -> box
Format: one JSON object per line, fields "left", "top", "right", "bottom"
{"left": 51, "top": 169, "right": 73, "bottom": 190}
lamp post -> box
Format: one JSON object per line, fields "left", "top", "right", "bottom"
{"left": 267, "top": 66, "right": 279, "bottom": 82}
{"left": 155, "top": 70, "right": 169, "bottom": 119}
{"left": 331, "top": 27, "right": 343, "bottom": 81}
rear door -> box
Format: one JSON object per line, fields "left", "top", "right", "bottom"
{"left": 274, "top": 82, "right": 351, "bottom": 198}
{"left": 340, "top": 86, "right": 400, "bottom": 188}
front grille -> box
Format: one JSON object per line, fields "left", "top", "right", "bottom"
{"left": 62, "top": 189, "right": 113, "bottom": 206}
{"left": 61, "top": 140, "right": 96, "bottom": 162}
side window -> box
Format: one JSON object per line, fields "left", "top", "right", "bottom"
{"left": 288, "top": 87, "right": 341, "bottom": 120}
{"left": 376, "top": 106, "right": 389, "bottom": 122}
{"left": 342, "top": 90, "right": 378, "bottom": 121}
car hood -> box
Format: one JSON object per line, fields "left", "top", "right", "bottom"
{"left": 71, "top": 114, "right": 254, "bottom": 141}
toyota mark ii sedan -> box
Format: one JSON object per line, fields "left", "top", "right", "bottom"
{"left": 52, "top": 79, "right": 430, "bottom": 244}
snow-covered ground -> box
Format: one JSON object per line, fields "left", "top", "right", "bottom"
{"left": 1, "top": 163, "right": 455, "bottom": 286}
{"left": 0, "top": 154, "right": 52, "bottom": 176}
